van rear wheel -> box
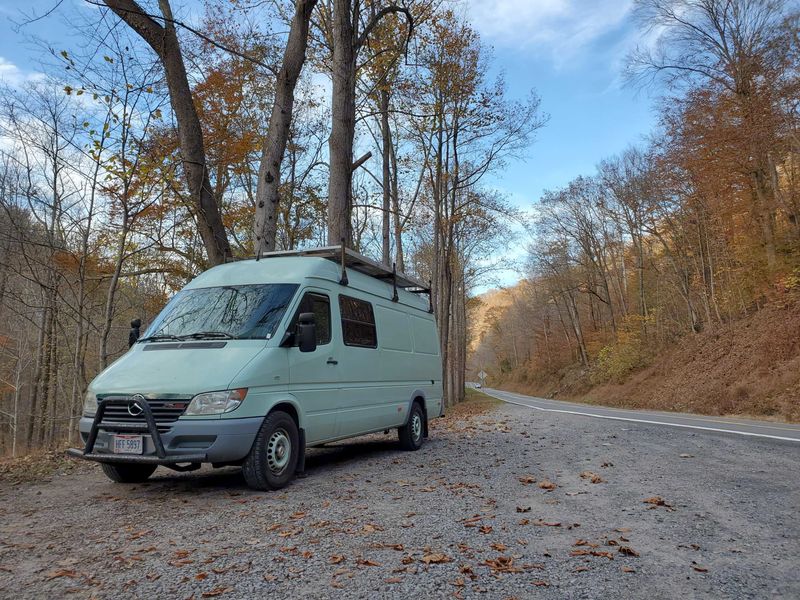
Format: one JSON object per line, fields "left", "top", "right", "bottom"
{"left": 100, "top": 463, "right": 157, "bottom": 483}
{"left": 243, "top": 411, "right": 299, "bottom": 491}
{"left": 398, "top": 402, "right": 425, "bottom": 451}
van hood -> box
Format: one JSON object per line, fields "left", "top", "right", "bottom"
{"left": 90, "top": 342, "right": 266, "bottom": 397}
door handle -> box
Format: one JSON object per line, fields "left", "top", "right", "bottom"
{"left": 326, "top": 358, "right": 338, "bottom": 365}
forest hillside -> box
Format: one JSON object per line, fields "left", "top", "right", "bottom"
{"left": 469, "top": 283, "right": 800, "bottom": 422}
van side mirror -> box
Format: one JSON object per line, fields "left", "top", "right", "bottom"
{"left": 297, "top": 312, "right": 317, "bottom": 353}
{"left": 129, "top": 318, "right": 142, "bottom": 348}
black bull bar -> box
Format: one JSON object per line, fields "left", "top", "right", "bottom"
{"left": 66, "top": 397, "right": 206, "bottom": 466}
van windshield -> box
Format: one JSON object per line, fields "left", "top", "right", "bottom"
{"left": 141, "top": 284, "right": 299, "bottom": 341}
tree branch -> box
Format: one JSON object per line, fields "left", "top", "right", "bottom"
{"left": 356, "top": 5, "right": 413, "bottom": 49}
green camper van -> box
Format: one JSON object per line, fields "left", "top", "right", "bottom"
{"left": 68, "top": 247, "right": 443, "bottom": 490}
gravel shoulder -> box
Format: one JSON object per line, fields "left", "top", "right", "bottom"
{"left": 1, "top": 400, "right": 798, "bottom": 599}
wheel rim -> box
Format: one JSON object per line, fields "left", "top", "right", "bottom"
{"left": 267, "top": 428, "right": 292, "bottom": 474}
{"left": 411, "top": 413, "right": 422, "bottom": 442}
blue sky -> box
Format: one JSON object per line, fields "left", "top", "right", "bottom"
{"left": 0, "top": 0, "right": 661, "bottom": 287}
{"left": 464, "top": 0, "right": 660, "bottom": 286}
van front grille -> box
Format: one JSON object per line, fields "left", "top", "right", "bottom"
{"left": 99, "top": 398, "right": 188, "bottom": 433}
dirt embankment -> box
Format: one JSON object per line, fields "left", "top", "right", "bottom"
{"left": 502, "top": 297, "right": 800, "bottom": 422}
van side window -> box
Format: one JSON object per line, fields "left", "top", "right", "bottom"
{"left": 339, "top": 295, "right": 377, "bottom": 348}
{"left": 290, "top": 293, "right": 331, "bottom": 345}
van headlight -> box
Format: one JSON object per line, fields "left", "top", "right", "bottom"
{"left": 83, "top": 390, "right": 98, "bottom": 416}
{"left": 185, "top": 389, "right": 248, "bottom": 416}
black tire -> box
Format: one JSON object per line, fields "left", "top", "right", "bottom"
{"left": 100, "top": 462, "right": 157, "bottom": 483}
{"left": 242, "top": 411, "right": 299, "bottom": 491}
{"left": 398, "top": 402, "right": 426, "bottom": 451}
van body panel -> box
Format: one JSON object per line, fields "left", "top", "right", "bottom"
{"left": 90, "top": 341, "right": 268, "bottom": 397}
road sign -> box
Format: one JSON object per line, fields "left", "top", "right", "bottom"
{"left": 478, "top": 370, "right": 487, "bottom": 381}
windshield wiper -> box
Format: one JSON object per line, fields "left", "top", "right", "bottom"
{"left": 138, "top": 334, "right": 182, "bottom": 343}
{"left": 179, "top": 331, "right": 237, "bottom": 340}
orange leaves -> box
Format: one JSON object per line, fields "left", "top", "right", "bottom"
{"left": 517, "top": 475, "right": 536, "bottom": 485}
{"left": 45, "top": 569, "right": 79, "bottom": 580}
{"left": 643, "top": 496, "right": 676, "bottom": 511}
{"left": 355, "top": 558, "right": 381, "bottom": 567}
{"left": 483, "top": 556, "right": 522, "bottom": 574}
{"left": 421, "top": 553, "right": 452, "bottom": 565}
{"left": 538, "top": 480, "right": 557, "bottom": 491}
{"left": 580, "top": 471, "right": 604, "bottom": 484}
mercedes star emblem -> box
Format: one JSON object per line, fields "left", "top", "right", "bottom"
{"left": 128, "top": 394, "right": 146, "bottom": 416}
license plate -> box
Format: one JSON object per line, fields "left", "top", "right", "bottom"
{"left": 112, "top": 435, "right": 143, "bottom": 454}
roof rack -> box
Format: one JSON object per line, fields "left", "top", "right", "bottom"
{"left": 256, "top": 244, "right": 432, "bottom": 301}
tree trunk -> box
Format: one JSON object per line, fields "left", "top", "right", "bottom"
{"left": 253, "top": 0, "right": 317, "bottom": 255}
{"left": 327, "top": 0, "right": 357, "bottom": 247}
{"left": 100, "top": 212, "right": 129, "bottom": 370}
{"left": 380, "top": 88, "right": 392, "bottom": 265}
{"left": 104, "top": 0, "right": 231, "bottom": 266}
{"left": 389, "top": 138, "right": 404, "bottom": 271}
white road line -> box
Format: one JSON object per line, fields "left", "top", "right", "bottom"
{"left": 500, "top": 392, "right": 799, "bottom": 432}
{"left": 485, "top": 391, "right": 800, "bottom": 443}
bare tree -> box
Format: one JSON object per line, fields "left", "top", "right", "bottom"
{"left": 253, "top": 0, "right": 318, "bottom": 255}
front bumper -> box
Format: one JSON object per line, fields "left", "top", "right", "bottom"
{"left": 70, "top": 408, "right": 263, "bottom": 465}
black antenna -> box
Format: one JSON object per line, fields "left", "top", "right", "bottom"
{"left": 391, "top": 263, "right": 399, "bottom": 302}
{"left": 339, "top": 239, "right": 349, "bottom": 285}
{"left": 428, "top": 279, "right": 433, "bottom": 313}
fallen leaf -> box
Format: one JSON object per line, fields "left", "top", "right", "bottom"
{"left": 516, "top": 506, "right": 531, "bottom": 513}
{"left": 195, "top": 572, "right": 208, "bottom": 581}
{"left": 693, "top": 566, "right": 709, "bottom": 573}
{"left": 356, "top": 558, "right": 381, "bottom": 567}
{"left": 532, "top": 520, "right": 561, "bottom": 527}
{"left": 679, "top": 454, "right": 694, "bottom": 458}
{"left": 538, "top": 480, "right": 557, "bottom": 491}
{"left": 263, "top": 574, "right": 277, "bottom": 582}
{"left": 384, "top": 577, "right": 402, "bottom": 584}
{"left": 622, "top": 566, "right": 636, "bottom": 573}
{"left": 518, "top": 475, "right": 537, "bottom": 485}
{"left": 421, "top": 553, "right": 451, "bottom": 565}
{"left": 45, "top": 569, "right": 79, "bottom": 580}
{"left": 643, "top": 496, "right": 675, "bottom": 511}
{"left": 618, "top": 546, "right": 639, "bottom": 557}
{"left": 532, "top": 580, "right": 550, "bottom": 587}
{"left": 129, "top": 529, "right": 152, "bottom": 540}
{"left": 483, "top": 556, "right": 522, "bottom": 574}
{"left": 479, "top": 525, "right": 493, "bottom": 534}
{"left": 580, "top": 471, "right": 604, "bottom": 484}
{"left": 202, "top": 587, "right": 233, "bottom": 597}
{"left": 329, "top": 555, "right": 345, "bottom": 564}
{"left": 490, "top": 543, "right": 507, "bottom": 552}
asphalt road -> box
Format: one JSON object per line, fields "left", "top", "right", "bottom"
{"left": 2, "top": 398, "right": 799, "bottom": 598}
{"left": 477, "top": 386, "right": 800, "bottom": 443}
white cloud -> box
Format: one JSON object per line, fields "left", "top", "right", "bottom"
{"left": 0, "top": 56, "right": 43, "bottom": 87}
{"left": 466, "top": 0, "right": 634, "bottom": 67}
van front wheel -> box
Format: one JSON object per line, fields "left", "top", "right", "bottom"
{"left": 243, "top": 411, "right": 299, "bottom": 491}
{"left": 398, "top": 403, "right": 425, "bottom": 451}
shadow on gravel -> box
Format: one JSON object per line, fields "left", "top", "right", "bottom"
{"left": 124, "top": 435, "right": 439, "bottom": 494}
